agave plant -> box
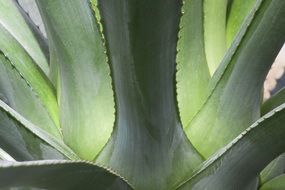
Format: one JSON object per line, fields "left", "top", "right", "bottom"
{"left": 0, "top": 0, "right": 285, "bottom": 189}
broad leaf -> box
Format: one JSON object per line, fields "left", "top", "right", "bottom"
{"left": 176, "top": 0, "right": 210, "bottom": 128}
{"left": 177, "top": 103, "right": 285, "bottom": 190}
{"left": 0, "top": 160, "right": 133, "bottom": 189}
{"left": 260, "top": 174, "right": 285, "bottom": 190}
{"left": 36, "top": 0, "right": 115, "bottom": 160}
{"left": 0, "top": 0, "right": 49, "bottom": 76}
{"left": 0, "top": 99, "right": 79, "bottom": 160}
{"left": 96, "top": 1, "right": 203, "bottom": 189}
{"left": 186, "top": 0, "right": 285, "bottom": 158}
{"left": 203, "top": 0, "right": 227, "bottom": 75}
{"left": 226, "top": 0, "right": 256, "bottom": 46}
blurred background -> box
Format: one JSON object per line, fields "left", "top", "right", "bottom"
{"left": 18, "top": 0, "right": 285, "bottom": 101}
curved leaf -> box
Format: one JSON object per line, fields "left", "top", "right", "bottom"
{"left": 0, "top": 160, "right": 133, "bottom": 189}
{"left": 0, "top": 99, "right": 79, "bottom": 160}
{"left": 203, "top": 0, "right": 227, "bottom": 75}
{"left": 96, "top": 0, "right": 203, "bottom": 189}
{"left": 261, "top": 153, "right": 285, "bottom": 184}
{"left": 186, "top": 0, "right": 285, "bottom": 158}
{"left": 176, "top": 0, "right": 210, "bottom": 128}
{"left": 226, "top": 0, "right": 256, "bottom": 46}
{"left": 0, "top": 0, "right": 49, "bottom": 75}
{"left": 260, "top": 174, "right": 285, "bottom": 190}
{"left": 0, "top": 16, "right": 60, "bottom": 130}
{"left": 177, "top": 103, "right": 285, "bottom": 189}
{"left": 0, "top": 54, "right": 61, "bottom": 138}
{"left": 36, "top": 0, "right": 115, "bottom": 160}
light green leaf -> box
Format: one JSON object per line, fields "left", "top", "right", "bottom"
{"left": 0, "top": 99, "right": 79, "bottom": 160}
{"left": 204, "top": 0, "right": 227, "bottom": 75}
{"left": 176, "top": 0, "right": 210, "bottom": 128}
{"left": 0, "top": 15, "right": 60, "bottom": 131}
{"left": 177, "top": 103, "right": 285, "bottom": 190}
{"left": 186, "top": 0, "right": 285, "bottom": 158}
{"left": 0, "top": 160, "right": 133, "bottom": 189}
{"left": 226, "top": 0, "right": 257, "bottom": 46}
{"left": 36, "top": 0, "right": 115, "bottom": 160}
{"left": 0, "top": 54, "right": 61, "bottom": 138}
{"left": 260, "top": 174, "right": 285, "bottom": 190}
{"left": 0, "top": 0, "right": 49, "bottom": 76}
{"left": 96, "top": 1, "right": 203, "bottom": 189}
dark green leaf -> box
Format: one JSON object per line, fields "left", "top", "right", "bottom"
{"left": 0, "top": 160, "right": 133, "bottom": 189}
{"left": 177, "top": 103, "right": 285, "bottom": 190}
{"left": 0, "top": 99, "right": 79, "bottom": 160}
{"left": 96, "top": 1, "right": 203, "bottom": 189}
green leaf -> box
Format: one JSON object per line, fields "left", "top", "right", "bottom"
{"left": 0, "top": 54, "right": 61, "bottom": 139}
{"left": 260, "top": 174, "right": 285, "bottom": 190}
{"left": 262, "top": 88, "right": 285, "bottom": 116}
{"left": 177, "top": 103, "right": 285, "bottom": 190}
{"left": 0, "top": 160, "right": 133, "bottom": 189}
{"left": 0, "top": 0, "right": 49, "bottom": 76}
{"left": 96, "top": 1, "right": 203, "bottom": 189}
{"left": 0, "top": 13, "right": 60, "bottom": 130}
{"left": 36, "top": 0, "right": 115, "bottom": 160}
{"left": 203, "top": 0, "right": 227, "bottom": 75}
{"left": 176, "top": 0, "right": 210, "bottom": 128}
{"left": 0, "top": 99, "right": 79, "bottom": 160}
{"left": 261, "top": 153, "right": 285, "bottom": 184}
{"left": 185, "top": 0, "right": 285, "bottom": 158}
{"left": 226, "top": 0, "right": 256, "bottom": 46}
{"left": 0, "top": 109, "right": 65, "bottom": 161}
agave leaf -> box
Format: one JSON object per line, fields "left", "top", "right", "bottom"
{"left": 186, "top": 0, "right": 285, "bottom": 158}
{"left": 0, "top": 99, "right": 79, "bottom": 160}
{"left": 0, "top": 0, "right": 49, "bottom": 75}
{"left": 96, "top": 1, "right": 203, "bottom": 189}
{"left": 226, "top": 0, "right": 256, "bottom": 46}
{"left": 203, "top": 0, "right": 227, "bottom": 75}
{"left": 260, "top": 174, "right": 285, "bottom": 190}
{"left": 36, "top": 0, "right": 115, "bottom": 160}
{"left": 0, "top": 148, "right": 15, "bottom": 161}
{"left": 260, "top": 153, "right": 285, "bottom": 184}
{"left": 0, "top": 17, "right": 60, "bottom": 130}
{"left": 0, "top": 109, "right": 65, "bottom": 161}
{"left": 177, "top": 103, "right": 285, "bottom": 190}
{"left": 0, "top": 54, "right": 61, "bottom": 138}
{"left": 0, "top": 160, "right": 133, "bottom": 189}
{"left": 176, "top": 0, "right": 210, "bottom": 128}
{"left": 260, "top": 88, "right": 285, "bottom": 183}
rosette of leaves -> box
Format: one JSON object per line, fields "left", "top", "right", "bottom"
{"left": 0, "top": 0, "right": 285, "bottom": 189}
